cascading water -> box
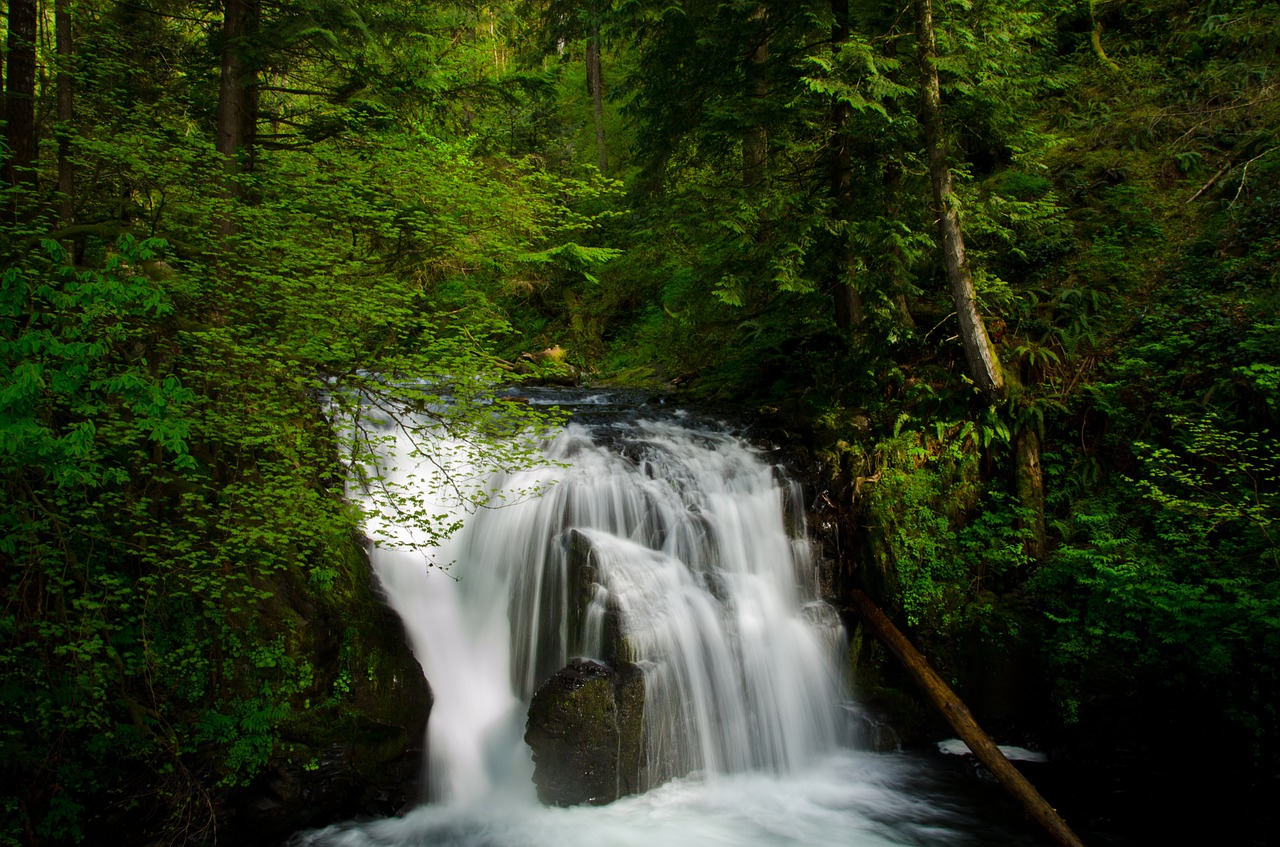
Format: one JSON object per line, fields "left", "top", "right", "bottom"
{"left": 362, "top": 392, "right": 842, "bottom": 799}
{"left": 296, "top": 390, "right": 1042, "bottom": 847}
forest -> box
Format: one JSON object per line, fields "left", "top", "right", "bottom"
{"left": 1, "top": 0, "right": 1277, "bottom": 844}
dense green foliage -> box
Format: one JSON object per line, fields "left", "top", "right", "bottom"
{"left": 2, "top": 0, "right": 1278, "bottom": 843}
{"left": 0, "top": 2, "right": 605, "bottom": 842}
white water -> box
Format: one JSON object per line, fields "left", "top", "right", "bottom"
{"left": 292, "top": 748, "right": 1037, "bottom": 847}
{"left": 938, "top": 739, "right": 1050, "bottom": 763}
{"left": 309, "top": 392, "right": 1040, "bottom": 847}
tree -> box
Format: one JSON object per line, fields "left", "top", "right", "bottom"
{"left": 743, "top": 3, "right": 769, "bottom": 184}
{"left": 827, "top": 0, "right": 863, "bottom": 331}
{"left": 216, "top": 0, "right": 261, "bottom": 233}
{"left": 3, "top": 0, "right": 38, "bottom": 208}
{"left": 585, "top": 7, "right": 608, "bottom": 174}
{"left": 914, "top": 0, "right": 1004, "bottom": 399}
{"left": 56, "top": 0, "right": 75, "bottom": 233}
{"left": 529, "top": 0, "right": 615, "bottom": 174}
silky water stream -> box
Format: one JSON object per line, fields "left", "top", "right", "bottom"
{"left": 294, "top": 391, "right": 1042, "bottom": 847}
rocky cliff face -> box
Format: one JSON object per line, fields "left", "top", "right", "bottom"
{"left": 216, "top": 538, "right": 432, "bottom": 844}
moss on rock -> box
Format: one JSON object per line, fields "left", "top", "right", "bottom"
{"left": 525, "top": 658, "right": 646, "bottom": 806}
{"left": 215, "top": 534, "right": 431, "bottom": 843}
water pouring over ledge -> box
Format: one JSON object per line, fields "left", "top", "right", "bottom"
{"left": 294, "top": 390, "right": 1041, "bottom": 847}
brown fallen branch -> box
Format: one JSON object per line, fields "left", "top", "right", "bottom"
{"left": 848, "top": 590, "right": 1086, "bottom": 847}
{"left": 1229, "top": 147, "right": 1278, "bottom": 209}
{"left": 1187, "top": 161, "right": 1232, "bottom": 204}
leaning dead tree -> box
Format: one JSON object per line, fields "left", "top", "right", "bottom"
{"left": 849, "top": 590, "right": 1086, "bottom": 847}
{"left": 915, "top": 0, "right": 1005, "bottom": 399}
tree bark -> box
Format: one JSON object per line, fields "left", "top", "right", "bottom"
{"left": 4, "top": 0, "right": 39, "bottom": 206}
{"left": 216, "top": 0, "right": 260, "bottom": 235}
{"left": 742, "top": 4, "right": 769, "bottom": 185}
{"left": 1014, "top": 425, "right": 1047, "bottom": 562}
{"left": 915, "top": 0, "right": 1004, "bottom": 399}
{"left": 882, "top": 164, "right": 917, "bottom": 329}
{"left": 586, "top": 22, "right": 608, "bottom": 175}
{"left": 828, "top": 0, "right": 864, "bottom": 332}
{"left": 56, "top": 0, "right": 76, "bottom": 233}
{"left": 849, "top": 590, "right": 1087, "bottom": 847}
{"left": 217, "top": 4, "right": 260, "bottom": 163}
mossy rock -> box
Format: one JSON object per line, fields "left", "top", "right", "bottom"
{"left": 215, "top": 534, "right": 431, "bottom": 843}
{"left": 525, "top": 658, "right": 645, "bottom": 806}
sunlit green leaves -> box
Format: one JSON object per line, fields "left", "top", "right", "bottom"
{"left": 0, "top": 2, "right": 618, "bottom": 839}
{"left": 0, "top": 237, "right": 194, "bottom": 485}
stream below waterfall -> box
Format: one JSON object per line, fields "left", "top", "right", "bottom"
{"left": 294, "top": 389, "right": 1048, "bottom": 847}
{"left": 291, "top": 749, "right": 1043, "bottom": 847}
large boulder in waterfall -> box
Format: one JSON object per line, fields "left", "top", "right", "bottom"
{"left": 525, "top": 658, "right": 645, "bottom": 806}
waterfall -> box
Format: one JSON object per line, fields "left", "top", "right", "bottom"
{"left": 299, "top": 391, "right": 1043, "bottom": 847}
{"left": 358, "top": 393, "right": 843, "bottom": 803}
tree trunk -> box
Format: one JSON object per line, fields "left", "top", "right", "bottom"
{"left": 217, "top": 0, "right": 260, "bottom": 161}
{"left": 849, "top": 590, "right": 1087, "bottom": 847}
{"left": 4, "top": 0, "right": 39, "bottom": 207}
{"left": 828, "top": 0, "right": 864, "bottom": 332}
{"left": 586, "top": 23, "right": 608, "bottom": 176}
{"left": 1014, "top": 425, "right": 1047, "bottom": 562}
{"left": 217, "top": 0, "right": 260, "bottom": 232}
{"left": 883, "top": 164, "right": 917, "bottom": 329}
{"left": 915, "top": 0, "right": 1004, "bottom": 399}
{"left": 56, "top": 0, "right": 75, "bottom": 234}
{"left": 742, "top": 4, "right": 769, "bottom": 185}
{"left": 1089, "top": 0, "right": 1120, "bottom": 73}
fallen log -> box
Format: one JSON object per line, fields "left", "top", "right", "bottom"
{"left": 848, "top": 590, "right": 1086, "bottom": 847}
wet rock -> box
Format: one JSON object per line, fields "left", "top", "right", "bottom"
{"left": 842, "top": 702, "right": 902, "bottom": 752}
{"left": 525, "top": 658, "right": 645, "bottom": 806}
{"left": 215, "top": 538, "right": 432, "bottom": 845}
{"left": 564, "top": 529, "right": 627, "bottom": 663}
